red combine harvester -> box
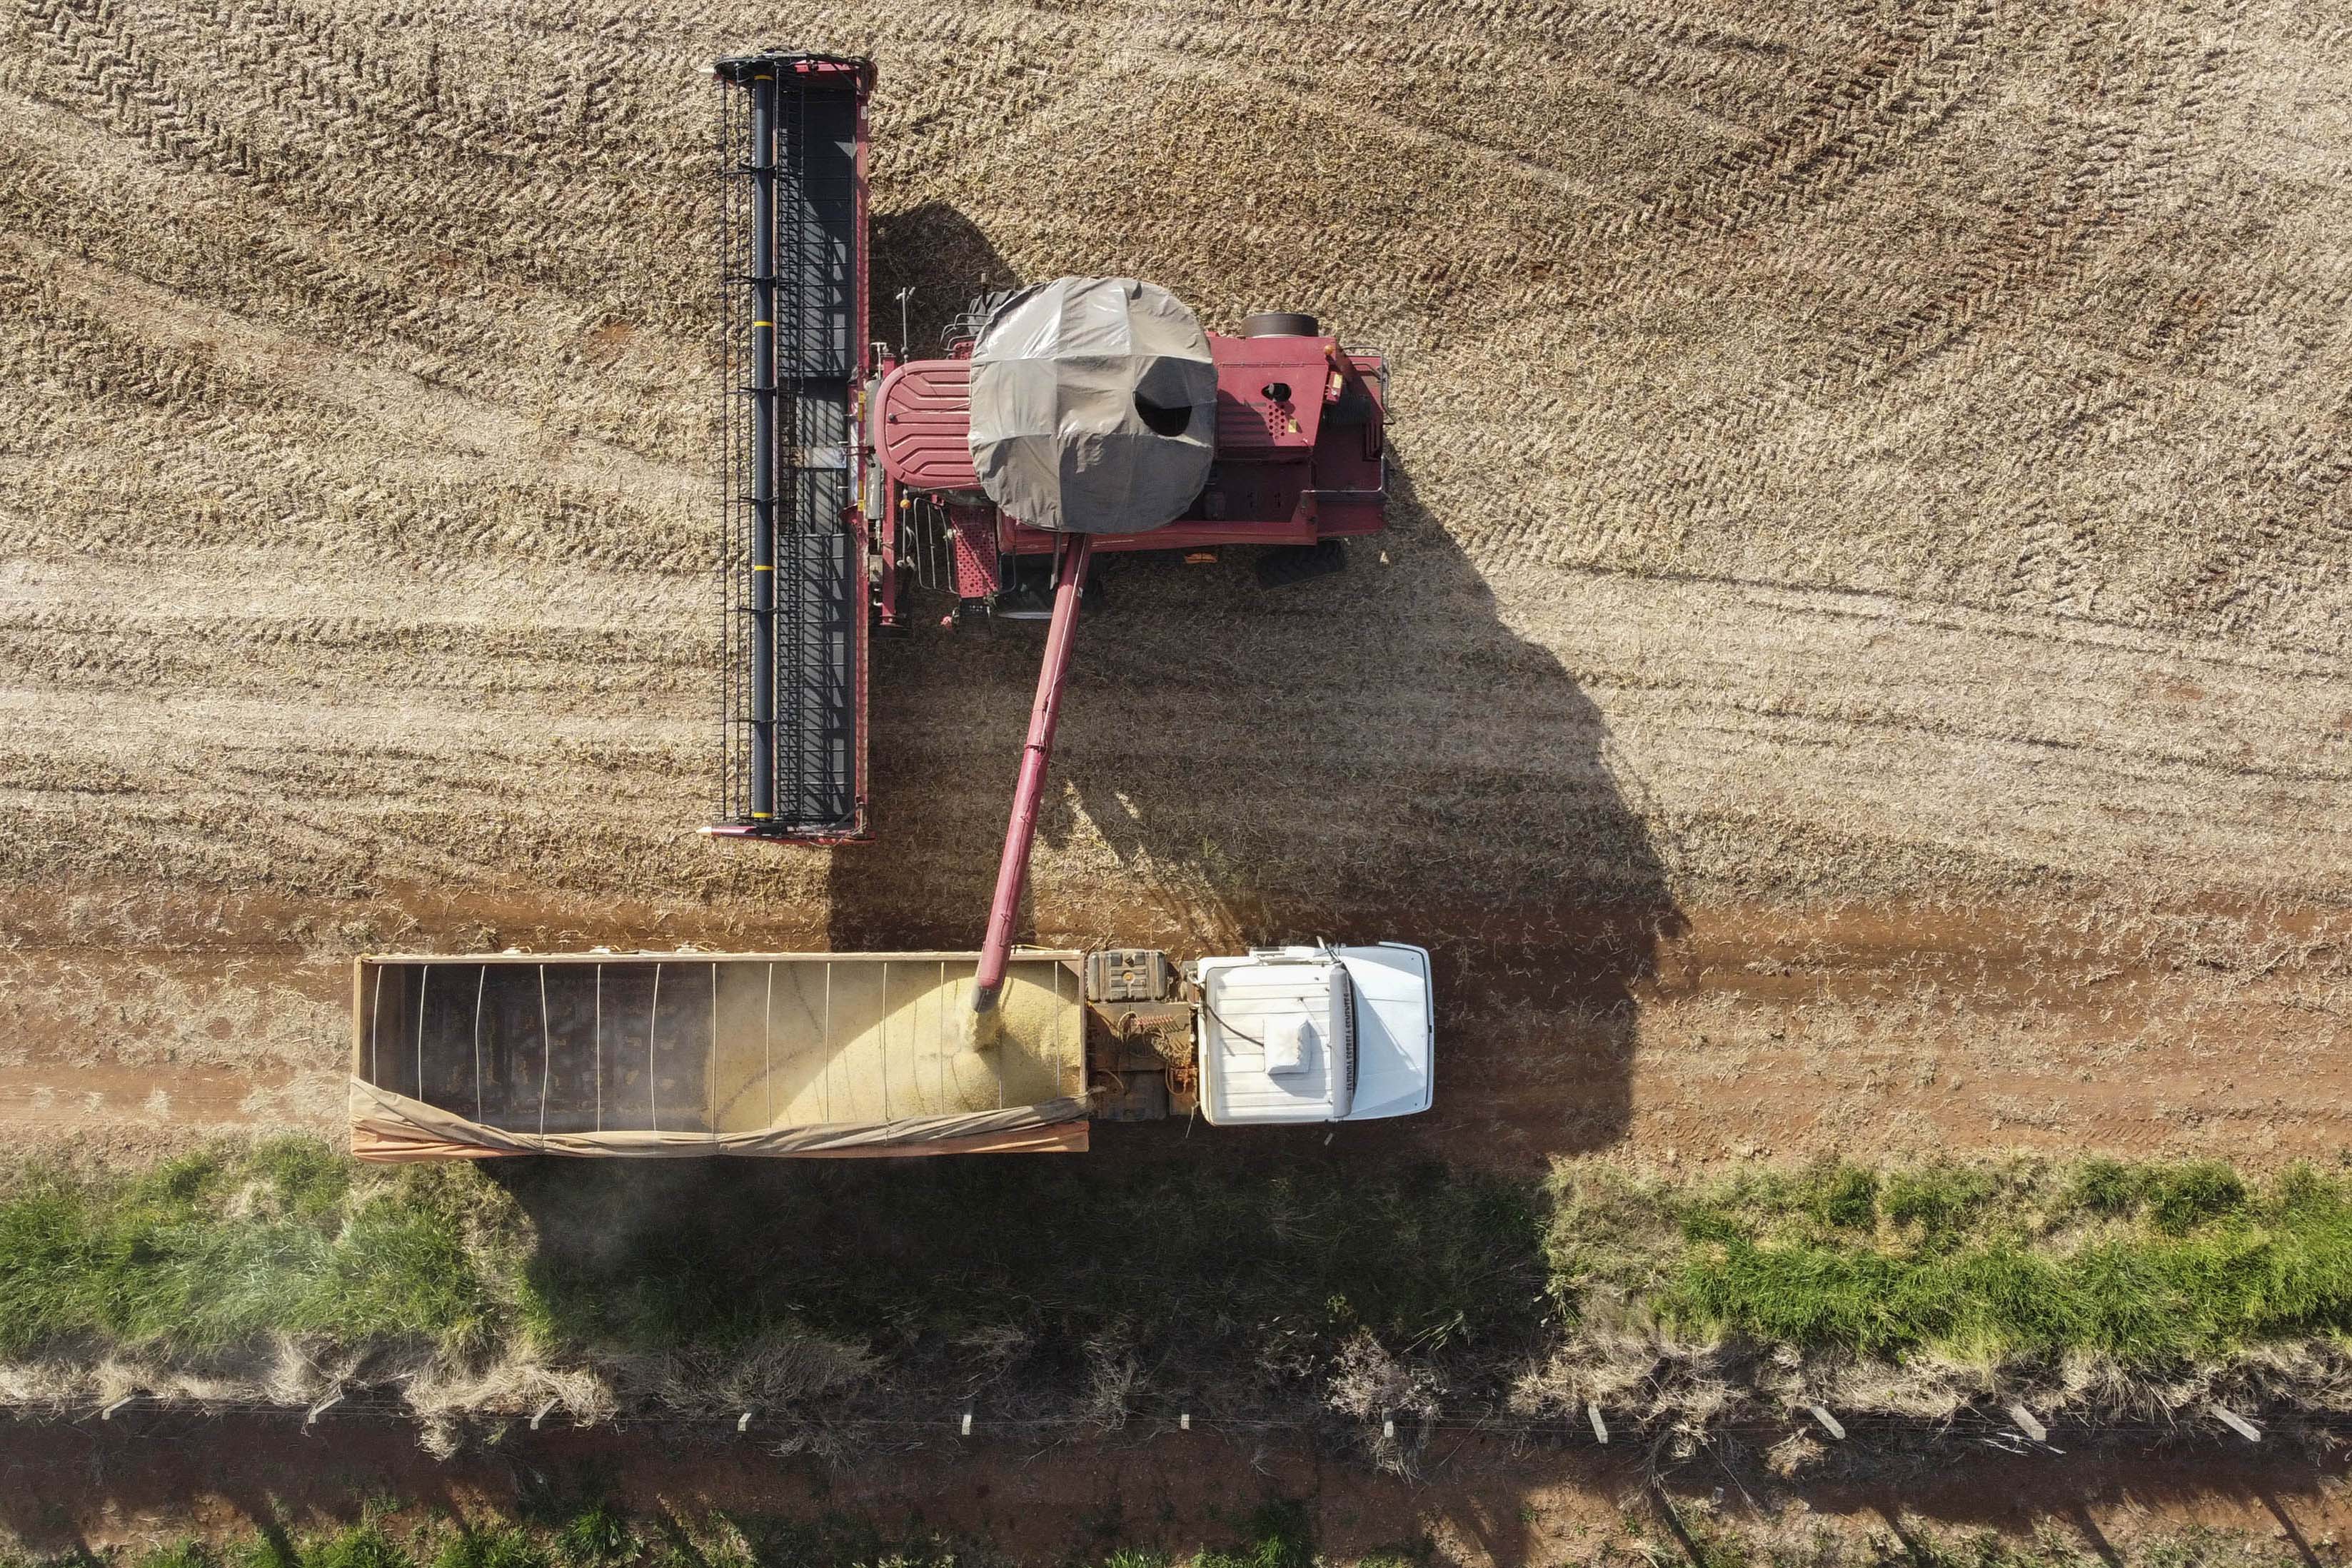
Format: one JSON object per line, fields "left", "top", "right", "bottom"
{"left": 706, "top": 50, "right": 1388, "bottom": 1021}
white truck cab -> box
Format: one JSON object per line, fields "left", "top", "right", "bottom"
{"left": 1187, "top": 943, "right": 1435, "bottom": 1125}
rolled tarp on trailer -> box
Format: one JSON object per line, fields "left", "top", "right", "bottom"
{"left": 351, "top": 952, "right": 1089, "bottom": 1160}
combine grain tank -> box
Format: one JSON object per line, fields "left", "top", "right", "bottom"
{"left": 348, "top": 944, "right": 1432, "bottom": 1160}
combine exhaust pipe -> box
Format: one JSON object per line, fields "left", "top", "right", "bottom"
{"left": 972, "top": 531, "right": 1094, "bottom": 1017}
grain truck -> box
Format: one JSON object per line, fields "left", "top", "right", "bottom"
{"left": 349, "top": 943, "right": 1432, "bottom": 1159}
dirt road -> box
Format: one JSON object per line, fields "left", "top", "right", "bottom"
{"left": 1, "top": 0, "right": 2348, "bottom": 1167}
{"left": 6, "top": 1412, "right": 2351, "bottom": 1568}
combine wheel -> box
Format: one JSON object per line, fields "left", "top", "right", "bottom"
{"left": 1255, "top": 538, "right": 1348, "bottom": 588}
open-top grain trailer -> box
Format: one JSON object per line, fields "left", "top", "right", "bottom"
{"left": 350, "top": 944, "right": 1433, "bottom": 1159}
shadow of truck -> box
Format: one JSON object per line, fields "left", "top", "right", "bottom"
{"left": 829, "top": 453, "right": 1684, "bottom": 1165}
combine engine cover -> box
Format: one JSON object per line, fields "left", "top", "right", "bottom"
{"left": 966, "top": 277, "right": 1217, "bottom": 533}
{"left": 870, "top": 288, "right": 1387, "bottom": 620}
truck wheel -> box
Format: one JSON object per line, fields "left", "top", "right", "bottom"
{"left": 1256, "top": 538, "right": 1347, "bottom": 588}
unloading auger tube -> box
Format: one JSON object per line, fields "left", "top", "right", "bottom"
{"left": 970, "top": 530, "right": 1092, "bottom": 1018}
{"left": 964, "top": 278, "right": 1215, "bottom": 1025}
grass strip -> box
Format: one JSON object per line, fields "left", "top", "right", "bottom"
{"left": 10, "top": 1140, "right": 2352, "bottom": 1382}
{"left": 0, "top": 1140, "right": 523, "bottom": 1359}
{"left": 1549, "top": 1157, "right": 2352, "bottom": 1363}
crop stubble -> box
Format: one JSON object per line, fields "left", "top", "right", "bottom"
{"left": 0, "top": 0, "right": 2345, "bottom": 1163}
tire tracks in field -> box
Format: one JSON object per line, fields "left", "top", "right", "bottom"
{"left": 5, "top": 0, "right": 266, "bottom": 175}
{"left": 6, "top": 231, "right": 695, "bottom": 509}
{"left": 972, "top": 0, "right": 2000, "bottom": 331}
{"left": 1471, "top": 0, "right": 2352, "bottom": 660}
{"left": 1554, "top": 0, "right": 2009, "bottom": 290}
{"left": 0, "top": 0, "right": 710, "bottom": 439}
{"left": 1462, "top": 0, "right": 2018, "bottom": 576}
{"left": 0, "top": 606, "right": 706, "bottom": 700}
{"left": 0, "top": 687, "right": 713, "bottom": 898}
{"left": 1811, "top": 3, "right": 2250, "bottom": 401}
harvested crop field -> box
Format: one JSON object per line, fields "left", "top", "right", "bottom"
{"left": 1, "top": 0, "right": 2348, "bottom": 1178}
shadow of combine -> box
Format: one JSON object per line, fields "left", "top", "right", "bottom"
{"left": 1068, "top": 464, "right": 1685, "bottom": 1165}
{"left": 825, "top": 202, "right": 1684, "bottom": 1165}
{"left": 830, "top": 431, "right": 1678, "bottom": 1167}
{"left": 868, "top": 201, "right": 1021, "bottom": 362}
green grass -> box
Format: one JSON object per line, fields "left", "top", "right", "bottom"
{"left": 1632, "top": 1514, "right": 2301, "bottom": 1568}
{"left": 0, "top": 1139, "right": 523, "bottom": 1358}
{"left": 1191, "top": 1502, "right": 1312, "bottom": 1568}
{"left": 24, "top": 1502, "right": 1324, "bottom": 1568}
{"left": 1549, "top": 1156, "right": 2352, "bottom": 1363}
{"left": 15, "top": 1139, "right": 2352, "bottom": 1396}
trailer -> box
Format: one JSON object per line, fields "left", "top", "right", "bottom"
{"left": 348, "top": 944, "right": 1432, "bottom": 1160}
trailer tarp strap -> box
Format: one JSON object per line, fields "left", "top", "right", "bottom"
{"left": 348, "top": 1077, "right": 1089, "bottom": 1161}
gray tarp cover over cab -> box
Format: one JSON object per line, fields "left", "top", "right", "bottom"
{"left": 351, "top": 953, "right": 1090, "bottom": 1160}
{"left": 966, "top": 276, "right": 1217, "bottom": 534}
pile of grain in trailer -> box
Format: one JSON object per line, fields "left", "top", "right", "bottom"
{"left": 350, "top": 952, "right": 1088, "bottom": 1159}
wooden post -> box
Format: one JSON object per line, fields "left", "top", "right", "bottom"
{"left": 2006, "top": 1402, "right": 2047, "bottom": 1443}
{"left": 1587, "top": 1402, "right": 1609, "bottom": 1444}
{"left": 1806, "top": 1404, "right": 1846, "bottom": 1440}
